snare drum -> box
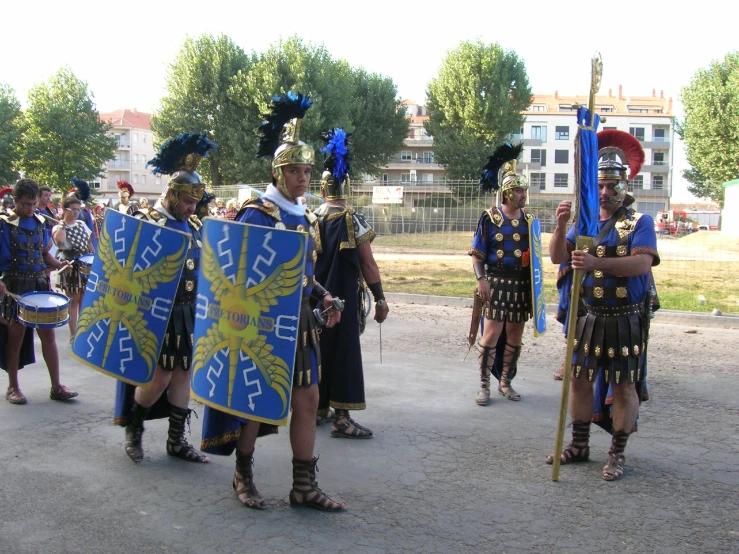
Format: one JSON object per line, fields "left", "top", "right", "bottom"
{"left": 78, "top": 254, "right": 95, "bottom": 275}
{"left": 17, "top": 291, "right": 70, "bottom": 329}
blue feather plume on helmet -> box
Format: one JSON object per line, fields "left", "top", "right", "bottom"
{"left": 320, "top": 128, "right": 352, "bottom": 184}
{"left": 70, "top": 178, "right": 91, "bottom": 202}
{"left": 257, "top": 91, "right": 312, "bottom": 159}
{"left": 480, "top": 142, "right": 523, "bottom": 193}
{"left": 147, "top": 132, "right": 217, "bottom": 175}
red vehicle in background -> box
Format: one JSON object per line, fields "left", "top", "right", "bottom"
{"left": 656, "top": 209, "right": 720, "bottom": 236}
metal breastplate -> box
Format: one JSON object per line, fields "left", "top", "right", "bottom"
{"left": 10, "top": 222, "right": 45, "bottom": 271}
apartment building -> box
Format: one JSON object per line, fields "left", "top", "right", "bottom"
{"left": 376, "top": 90, "right": 674, "bottom": 217}
{"left": 97, "top": 109, "right": 163, "bottom": 201}
{"left": 376, "top": 100, "right": 445, "bottom": 185}
{"left": 518, "top": 86, "right": 674, "bottom": 216}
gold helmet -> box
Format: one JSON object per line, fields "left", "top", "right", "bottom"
{"left": 147, "top": 133, "right": 217, "bottom": 208}
{"left": 596, "top": 130, "right": 645, "bottom": 208}
{"left": 320, "top": 128, "right": 352, "bottom": 200}
{"left": 257, "top": 92, "right": 314, "bottom": 199}
{"left": 480, "top": 142, "right": 527, "bottom": 204}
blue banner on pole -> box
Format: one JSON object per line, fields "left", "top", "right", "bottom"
{"left": 71, "top": 209, "right": 189, "bottom": 385}
{"left": 191, "top": 219, "right": 307, "bottom": 426}
{"left": 576, "top": 106, "right": 601, "bottom": 238}
{"left": 528, "top": 218, "right": 547, "bottom": 337}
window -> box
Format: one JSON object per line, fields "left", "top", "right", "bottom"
{"left": 382, "top": 173, "right": 388, "bottom": 183}
{"left": 531, "top": 125, "right": 547, "bottom": 142}
{"left": 598, "top": 106, "right": 614, "bottom": 113}
{"left": 509, "top": 126, "right": 524, "bottom": 140}
{"left": 653, "top": 128, "right": 667, "bottom": 141}
{"left": 652, "top": 175, "right": 664, "bottom": 190}
{"left": 554, "top": 174, "right": 568, "bottom": 188}
{"left": 603, "top": 126, "right": 617, "bottom": 131}
{"left": 155, "top": 175, "right": 161, "bottom": 186}
{"left": 408, "top": 129, "right": 415, "bottom": 139}
{"left": 636, "top": 202, "right": 665, "bottom": 218}
{"left": 92, "top": 182, "right": 101, "bottom": 189}
{"left": 133, "top": 174, "right": 138, "bottom": 184}
{"left": 421, "top": 173, "right": 433, "bottom": 183}
{"left": 530, "top": 149, "right": 546, "bottom": 166}
{"left": 628, "top": 176, "right": 644, "bottom": 191}
{"left": 653, "top": 152, "right": 666, "bottom": 165}
{"left": 114, "top": 133, "right": 121, "bottom": 147}
{"left": 530, "top": 173, "right": 545, "bottom": 190}
{"left": 141, "top": 175, "right": 146, "bottom": 186}
{"left": 555, "top": 126, "right": 569, "bottom": 140}
{"left": 133, "top": 154, "right": 138, "bottom": 164}
{"left": 422, "top": 151, "right": 435, "bottom": 164}
{"left": 400, "top": 151, "right": 412, "bottom": 161}
{"left": 627, "top": 107, "right": 649, "bottom": 114}
{"left": 554, "top": 150, "right": 569, "bottom": 164}
{"left": 142, "top": 134, "right": 147, "bottom": 143}
{"left": 530, "top": 105, "right": 546, "bottom": 112}
{"left": 134, "top": 133, "right": 139, "bottom": 143}
{"left": 629, "top": 127, "right": 645, "bottom": 141}
{"left": 400, "top": 173, "right": 412, "bottom": 183}
{"left": 558, "top": 104, "right": 576, "bottom": 112}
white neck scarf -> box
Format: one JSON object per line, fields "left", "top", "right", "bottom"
{"left": 263, "top": 184, "right": 307, "bottom": 217}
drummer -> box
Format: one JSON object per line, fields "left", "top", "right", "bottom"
{"left": 0, "top": 179, "right": 78, "bottom": 405}
{"left": 52, "top": 196, "right": 94, "bottom": 343}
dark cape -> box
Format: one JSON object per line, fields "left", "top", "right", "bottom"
{"left": 313, "top": 209, "right": 366, "bottom": 413}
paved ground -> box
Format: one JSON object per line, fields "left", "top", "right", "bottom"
{"left": 1, "top": 303, "right": 737, "bottom": 553}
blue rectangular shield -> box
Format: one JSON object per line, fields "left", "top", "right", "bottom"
{"left": 529, "top": 218, "right": 547, "bottom": 337}
{"left": 71, "top": 209, "right": 189, "bottom": 386}
{"left": 190, "top": 219, "right": 307, "bottom": 426}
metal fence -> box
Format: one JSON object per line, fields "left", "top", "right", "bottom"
{"left": 212, "top": 180, "right": 670, "bottom": 235}
{"left": 211, "top": 180, "right": 738, "bottom": 315}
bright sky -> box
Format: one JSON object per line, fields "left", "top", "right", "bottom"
{"left": 4, "top": 0, "right": 735, "bottom": 201}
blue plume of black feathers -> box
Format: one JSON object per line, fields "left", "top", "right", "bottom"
{"left": 479, "top": 142, "right": 524, "bottom": 193}
{"left": 70, "top": 178, "right": 91, "bottom": 202}
{"left": 320, "top": 128, "right": 352, "bottom": 184}
{"left": 147, "top": 132, "right": 217, "bottom": 175}
{"left": 256, "top": 91, "right": 312, "bottom": 159}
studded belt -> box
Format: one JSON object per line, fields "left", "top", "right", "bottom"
{"left": 583, "top": 302, "right": 643, "bottom": 317}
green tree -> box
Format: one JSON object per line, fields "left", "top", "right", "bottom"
{"left": 680, "top": 52, "right": 739, "bottom": 205}
{"left": 0, "top": 84, "right": 24, "bottom": 185}
{"left": 425, "top": 40, "right": 532, "bottom": 185}
{"left": 217, "top": 36, "right": 408, "bottom": 182}
{"left": 22, "top": 68, "right": 115, "bottom": 193}
{"left": 348, "top": 68, "right": 409, "bottom": 177}
{"left": 151, "top": 34, "right": 254, "bottom": 187}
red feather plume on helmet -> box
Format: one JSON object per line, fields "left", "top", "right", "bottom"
{"left": 0, "top": 187, "right": 14, "bottom": 198}
{"left": 117, "top": 180, "right": 134, "bottom": 196}
{"left": 596, "top": 130, "right": 645, "bottom": 180}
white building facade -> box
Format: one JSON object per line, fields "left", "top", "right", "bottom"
{"left": 96, "top": 109, "right": 163, "bottom": 202}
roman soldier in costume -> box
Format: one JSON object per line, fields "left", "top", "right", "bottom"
{"left": 1, "top": 187, "right": 15, "bottom": 216}
{"left": 114, "top": 132, "right": 217, "bottom": 465}
{"left": 68, "top": 179, "right": 98, "bottom": 252}
{"left": 116, "top": 180, "right": 136, "bottom": 215}
{"left": 200, "top": 92, "right": 346, "bottom": 512}
{"left": 51, "top": 195, "right": 94, "bottom": 343}
{"left": 313, "top": 128, "right": 389, "bottom": 438}
{"left": 547, "top": 129, "right": 658, "bottom": 481}
{"left": 469, "top": 143, "right": 534, "bottom": 405}
{"left": 0, "top": 179, "right": 77, "bottom": 404}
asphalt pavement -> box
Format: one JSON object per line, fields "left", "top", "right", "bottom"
{"left": 0, "top": 302, "right": 737, "bottom": 554}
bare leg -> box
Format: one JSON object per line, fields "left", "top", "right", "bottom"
{"left": 233, "top": 421, "right": 266, "bottom": 508}
{"left": 37, "top": 328, "right": 60, "bottom": 388}
{"left": 133, "top": 366, "right": 172, "bottom": 408}
{"left": 68, "top": 292, "right": 81, "bottom": 340}
{"left": 477, "top": 318, "right": 503, "bottom": 405}
{"left": 4, "top": 322, "right": 25, "bottom": 390}
{"left": 290, "top": 385, "right": 318, "bottom": 460}
{"left": 167, "top": 368, "right": 192, "bottom": 409}
{"left": 498, "top": 321, "right": 525, "bottom": 400}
